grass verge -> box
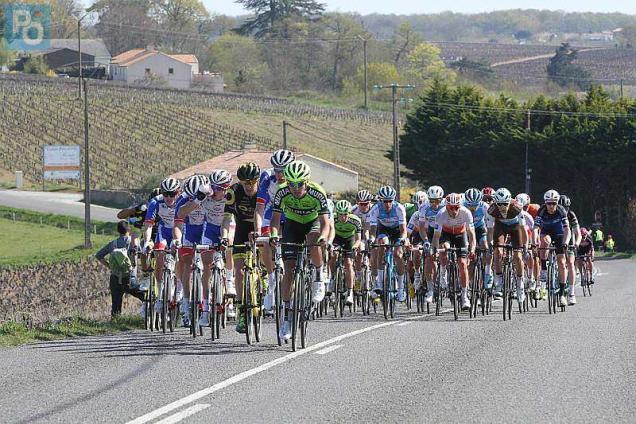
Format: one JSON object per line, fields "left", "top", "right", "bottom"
{"left": 595, "top": 251, "right": 635, "bottom": 260}
{"left": 0, "top": 315, "right": 143, "bottom": 347}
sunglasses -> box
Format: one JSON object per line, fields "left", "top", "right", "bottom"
{"left": 447, "top": 205, "right": 460, "bottom": 211}
{"left": 240, "top": 179, "right": 258, "bottom": 185}
{"left": 430, "top": 199, "right": 441, "bottom": 203}
{"left": 496, "top": 202, "right": 510, "bottom": 207}
{"left": 211, "top": 185, "right": 228, "bottom": 192}
{"left": 163, "top": 191, "right": 178, "bottom": 198}
{"left": 357, "top": 202, "right": 370, "bottom": 207}
{"left": 289, "top": 181, "right": 305, "bottom": 189}
{"left": 546, "top": 202, "right": 557, "bottom": 206}
{"left": 382, "top": 200, "right": 393, "bottom": 204}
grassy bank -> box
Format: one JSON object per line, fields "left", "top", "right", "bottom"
{"left": 0, "top": 315, "right": 143, "bottom": 347}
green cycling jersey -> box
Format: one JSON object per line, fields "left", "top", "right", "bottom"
{"left": 404, "top": 202, "right": 417, "bottom": 221}
{"left": 272, "top": 180, "right": 329, "bottom": 224}
{"left": 335, "top": 213, "right": 362, "bottom": 238}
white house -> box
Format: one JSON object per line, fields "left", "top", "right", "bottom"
{"left": 110, "top": 47, "right": 199, "bottom": 89}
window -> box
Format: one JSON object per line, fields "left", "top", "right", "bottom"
{"left": 168, "top": 67, "right": 174, "bottom": 74}
{"left": 145, "top": 68, "right": 150, "bottom": 74}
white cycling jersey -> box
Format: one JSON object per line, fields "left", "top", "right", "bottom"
{"left": 407, "top": 211, "right": 420, "bottom": 235}
{"left": 201, "top": 196, "right": 227, "bottom": 226}
{"left": 434, "top": 206, "right": 474, "bottom": 235}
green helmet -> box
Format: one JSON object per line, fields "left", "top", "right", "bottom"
{"left": 284, "top": 160, "right": 311, "bottom": 183}
{"left": 335, "top": 200, "right": 352, "bottom": 215}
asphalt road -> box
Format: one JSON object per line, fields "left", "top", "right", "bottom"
{"left": 1, "top": 259, "right": 634, "bottom": 424}
{"left": 0, "top": 190, "right": 119, "bottom": 222}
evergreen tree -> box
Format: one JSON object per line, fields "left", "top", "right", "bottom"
{"left": 236, "top": 0, "right": 325, "bottom": 38}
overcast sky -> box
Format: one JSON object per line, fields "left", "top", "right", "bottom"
{"left": 203, "top": 0, "right": 636, "bottom": 16}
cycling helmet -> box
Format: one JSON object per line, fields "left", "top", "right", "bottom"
{"left": 411, "top": 190, "right": 428, "bottom": 206}
{"left": 464, "top": 187, "right": 482, "bottom": 206}
{"left": 283, "top": 160, "right": 311, "bottom": 183}
{"left": 427, "top": 185, "right": 444, "bottom": 200}
{"left": 270, "top": 149, "right": 295, "bottom": 168}
{"left": 580, "top": 227, "right": 589, "bottom": 237}
{"left": 544, "top": 189, "right": 560, "bottom": 203}
{"left": 482, "top": 187, "right": 494, "bottom": 197}
{"left": 515, "top": 193, "right": 530, "bottom": 208}
{"left": 210, "top": 169, "right": 232, "bottom": 189}
{"left": 335, "top": 200, "right": 352, "bottom": 215}
{"left": 378, "top": 185, "right": 397, "bottom": 201}
{"left": 558, "top": 194, "right": 571, "bottom": 209}
{"left": 445, "top": 193, "right": 462, "bottom": 207}
{"left": 160, "top": 177, "right": 180, "bottom": 194}
{"left": 183, "top": 175, "right": 202, "bottom": 197}
{"left": 356, "top": 189, "right": 374, "bottom": 203}
{"left": 148, "top": 187, "right": 161, "bottom": 201}
{"left": 493, "top": 188, "right": 512, "bottom": 204}
{"left": 237, "top": 162, "right": 261, "bottom": 181}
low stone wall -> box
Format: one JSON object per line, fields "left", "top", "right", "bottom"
{"left": 0, "top": 258, "right": 138, "bottom": 325}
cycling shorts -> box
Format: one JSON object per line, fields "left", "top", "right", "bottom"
{"left": 202, "top": 223, "right": 222, "bottom": 246}
{"left": 281, "top": 218, "right": 321, "bottom": 261}
{"left": 377, "top": 224, "right": 401, "bottom": 244}
{"left": 494, "top": 222, "right": 523, "bottom": 249}
{"left": 154, "top": 226, "right": 173, "bottom": 250}
{"left": 440, "top": 231, "right": 468, "bottom": 258}
{"left": 333, "top": 235, "right": 355, "bottom": 259}
{"left": 540, "top": 230, "right": 566, "bottom": 255}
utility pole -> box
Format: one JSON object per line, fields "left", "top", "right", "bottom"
{"left": 83, "top": 78, "right": 91, "bottom": 248}
{"left": 525, "top": 109, "right": 531, "bottom": 194}
{"left": 358, "top": 36, "right": 368, "bottom": 110}
{"left": 620, "top": 79, "right": 624, "bottom": 98}
{"left": 282, "top": 120, "right": 288, "bottom": 149}
{"left": 373, "top": 83, "right": 414, "bottom": 200}
{"left": 77, "top": 19, "right": 82, "bottom": 98}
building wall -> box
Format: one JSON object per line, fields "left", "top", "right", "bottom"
{"left": 126, "top": 54, "right": 192, "bottom": 89}
{"left": 44, "top": 49, "right": 94, "bottom": 69}
{"left": 301, "top": 154, "right": 358, "bottom": 194}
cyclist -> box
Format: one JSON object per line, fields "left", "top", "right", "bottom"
{"left": 463, "top": 188, "right": 493, "bottom": 289}
{"left": 576, "top": 227, "right": 595, "bottom": 287}
{"left": 352, "top": 190, "right": 375, "bottom": 290}
{"left": 418, "top": 185, "right": 445, "bottom": 304}
{"left": 534, "top": 189, "right": 571, "bottom": 307}
{"left": 487, "top": 188, "right": 528, "bottom": 304}
{"left": 173, "top": 175, "right": 208, "bottom": 327}
{"left": 431, "top": 193, "right": 476, "bottom": 310}
{"left": 406, "top": 206, "right": 424, "bottom": 292}
{"left": 255, "top": 149, "right": 295, "bottom": 314}
{"left": 221, "top": 162, "right": 261, "bottom": 333}
{"left": 559, "top": 194, "right": 581, "bottom": 305}
{"left": 482, "top": 187, "right": 495, "bottom": 206}
{"left": 515, "top": 193, "right": 539, "bottom": 297}
{"left": 329, "top": 200, "right": 362, "bottom": 306}
{"left": 142, "top": 177, "right": 181, "bottom": 313}
{"left": 118, "top": 187, "right": 161, "bottom": 273}
{"left": 176, "top": 170, "right": 233, "bottom": 327}
{"left": 269, "top": 160, "right": 331, "bottom": 341}
{"left": 369, "top": 185, "right": 408, "bottom": 302}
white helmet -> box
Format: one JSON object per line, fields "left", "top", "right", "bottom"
{"left": 427, "top": 185, "right": 444, "bottom": 200}
{"left": 493, "top": 188, "right": 512, "bottom": 204}
{"left": 411, "top": 190, "right": 428, "bottom": 207}
{"left": 445, "top": 193, "right": 462, "bottom": 206}
{"left": 378, "top": 185, "right": 397, "bottom": 201}
{"left": 160, "top": 177, "right": 180, "bottom": 193}
{"left": 184, "top": 175, "right": 207, "bottom": 197}
{"left": 515, "top": 193, "right": 530, "bottom": 207}
{"left": 210, "top": 169, "right": 232, "bottom": 188}
{"left": 270, "top": 149, "right": 295, "bottom": 168}
{"left": 544, "top": 189, "right": 560, "bottom": 203}
{"left": 464, "top": 187, "right": 482, "bottom": 206}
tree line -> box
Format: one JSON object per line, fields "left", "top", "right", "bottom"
{"left": 399, "top": 81, "right": 636, "bottom": 247}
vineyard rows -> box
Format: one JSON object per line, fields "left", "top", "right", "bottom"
{"left": 0, "top": 77, "right": 395, "bottom": 191}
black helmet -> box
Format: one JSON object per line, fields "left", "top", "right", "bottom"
{"left": 237, "top": 162, "right": 261, "bottom": 181}
{"left": 558, "top": 194, "right": 571, "bottom": 209}
{"left": 148, "top": 187, "right": 161, "bottom": 201}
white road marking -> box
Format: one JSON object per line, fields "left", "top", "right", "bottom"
{"left": 314, "top": 344, "right": 343, "bottom": 355}
{"left": 397, "top": 321, "right": 411, "bottom": 326}
{"left": 125, "top": 320, "right": 399, "bottom": 424}
{"left": 154, "top": 404, "right": 210, "bottom": 424}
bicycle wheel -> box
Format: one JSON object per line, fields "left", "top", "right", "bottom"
{"left": 192, "top": 271, "right": 200, "bottom": 339}
{"left": 169, "top": 274, "right": 176, "bottom": 332}
{"left": 300, "top": 273, "right": 311, "bottom": 349}
{"left": 244, "top": 273, "right": 253, "bottom": 345}
{"left": 333, "top": 265, "right": 341, "bottom": 318}
{"left": 470, "top": 259, "right": 481, "bottom": 319}
{"left": 450, "top": 265, "right": 458, "bottom": 321}
{"left": 161, "top": 272, "right": 168, "bottom": 333}
{"left": 254, "top": 274, "right": 263, "bottom": 343}
{"left": 213, "top": 270, "right": 223, "bottom": 339}
{"left": 291, "top": 270, "right": 303, "bottom": 352}
{"left": 382, "top": 264, "right": 390, "bottom": 320}
{"left": 502, "top": 265, "right": 508, "bottom": 321}
{"left": 389, "top": 273, "right": 396, "bottom": 319}
{"left": 274, "top": 270, "right": 283, "bottom": 346}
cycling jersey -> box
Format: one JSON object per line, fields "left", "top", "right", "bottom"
{"left": 174, "top": 195, "right": 206, "bottom": 249}
{"left": 463, "top": 201, "right": 489, "bottom": 229}
{"left": 256, "top": 168, "right": 285, "bottom": 229}
{"left": 225, "top": 183, "right": 256, "bottom": 225}
{"left": 334, "top": 213, "right": 362, "bottom": 239}
{"left": 352, "top": 204, "right": 372, "bottom": 225}
{"left": 368, "top": 202, "right": 406, "bottom": 229}
{"left": 520, "top": 210, "right": 534, "bottom": 239}
{"left": 434, "top": 206, "right": 474, "bottom": 235}
{"left": 486, "top": 201, "right": 524, "bottom": 226}
{"left": 418, "top": 203, "right": 443, "bottom": 230}
{"left": 144, "top": 195, "right": 177, "bottom": 247}
{"left": 403, "top": 202, "right": 417, "bottom": 221}
{"left": 566, "top": 210, "right": 580, "bottom": 230}
{"left": 272, "top": 180, "right": 329, "bottom": 224}
{"left": 527, "top": 203, "right": 540, "bottom": 219}
{"left": 535, "top": 205, "right": 569, "bottom": 235}
{"left": 407, "top": 210, "right": 420, "bottom": 236}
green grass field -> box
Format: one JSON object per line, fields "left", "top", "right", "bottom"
{"left": 0, "top": 217, "right": 114, "bottom": 267}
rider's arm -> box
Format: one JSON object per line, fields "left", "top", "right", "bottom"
{"left": 431, "top": 230, "right": 442, "bottom": 249}
{"left": 173, "top": 221, "right": 183, "bottom": 244}
{"left": 270, "top": 211, "right": 281, "bottom": 238}
{"left": 353, "top": 233, "right": 362, "bottom": 250}
{"left": 254, "top": 203, "right": 265, "bottom": 234}
{"left": 467, "top": 225, "right": 476, "bottom": 252}
{"left": 221, "top": 213, "right": 234, "bottom": 240}
{"left": 318, "top": 214, "right": 330, "bottom": 241}
{"left": 563, "top": 225, "right": 571, "bottom": 248}
{"left": 117, "top": 207, "right": 136, "bottom": 220}
{"left": 142, "top": 198, "right": 159, "bottom": 246}
{"left": 328, "top": 217, "right": 336, "bottom": 244}
{"left": 177, "top": 201, "right": 198, "bottom": 219}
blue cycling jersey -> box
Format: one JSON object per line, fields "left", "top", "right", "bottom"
{"left": 256, "top": 168, "right": 285, "bottom": 226}
{"left": 369, "top": 202, "right": 406, "bottom": 229}
{"left": 418, "top": 203, "right": 443, "bottom": 229}
{"left": 463, "top": 201, "right": 489, "bottom": 228}
{"left": 144, "top": 195, "right": 177, "bottom": 230}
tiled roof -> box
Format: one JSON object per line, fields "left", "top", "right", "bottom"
{"left": 112, "top": 50, "right": 199, "bottom": 68}
{"left": 171, "top": 150, "right": 278, "bottom": 180}
{"left": 171, "top": 54, "right": 198, "bottom": 64}
{"left": 111, "top": 49, "right": 147, "bottom": 65}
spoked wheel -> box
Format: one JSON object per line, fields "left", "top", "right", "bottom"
{"left": 191, "top": 273, "right": 200, "bottom": 339}
{"left": 244, "top": 274, "right": 254, "bottom": 345}
{"left": 300, "top": 274, "right": 311, "bottom": 349}
{"left": 274, "top": 270, "right": 283, "bottom": 346}
{"left": 389, "top": 275, "right": 396, "bottom": 319}
{"left": 333, "top": 267, "right": 341, "bottom": 318}
{"left": 169, "top": 274, "right": 177, "bottom": 332}
{"left": 291, "top": 272, "right": 303, "bottom": 352}
{"left": 161, "top": 273, "right": 169, "bottom": 333}
{"left": 502, "top": 270, "right": 508, "bottom": 321}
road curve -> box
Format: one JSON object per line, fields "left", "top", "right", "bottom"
{"left": 0, "top": 259, "right": 634, "bottom": 423}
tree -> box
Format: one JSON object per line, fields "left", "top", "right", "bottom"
{"left": 23, "top": 55, "right": 50, "bottom": 74}
{"left": 205, "top": 33, "right": 268, "bottom": 92}
{"left": 150, "top": 0, "right": 210, "bottom": 53}
{"left": 390, "top": 22, "right": 422, "bottom": 71}
{"left": 323, "top": 13, "right": 368, "bottom": 91}
{"left": 236, "top": 0, "right": 325, "bottom": 38}
{"left": 403, "top": 43, "right": 455, "bottom": 90}
{"left": 92, "top": 0, "right": 159, "bottom": 55}
{"left": 547, "top": 43, "right": 592, "bottom": 90}
{"left": 0, "top": 39, "right": 15, "bottom": 68}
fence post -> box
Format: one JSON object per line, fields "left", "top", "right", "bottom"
{"left": 67, "top": 219, "right": 71, "bottom": 230}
